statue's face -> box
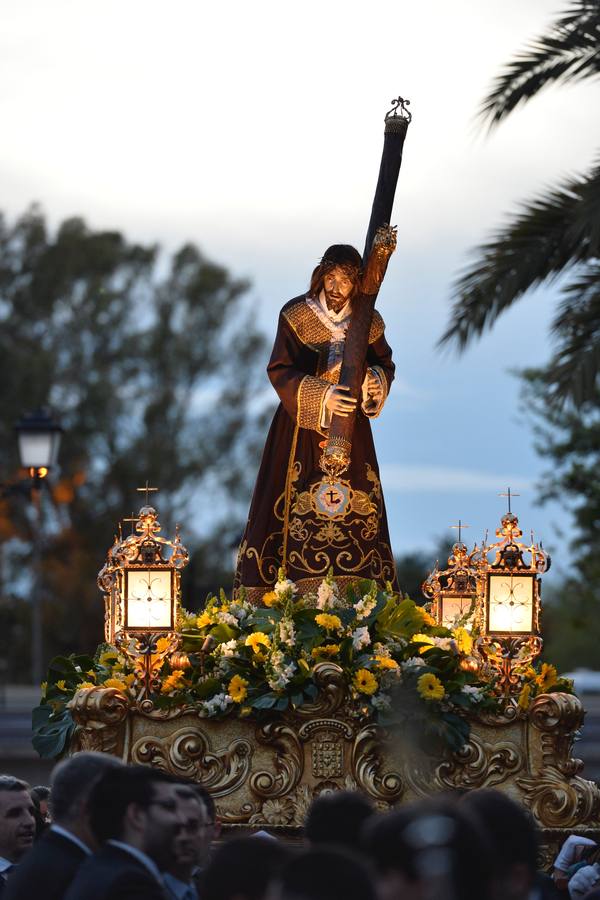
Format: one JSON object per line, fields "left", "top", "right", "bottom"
{"left": 322, "top": 265, "right": 355, "bottom": 313}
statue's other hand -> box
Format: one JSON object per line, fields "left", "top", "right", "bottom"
{"left": 325, "top": 385, "right": 358, "bottom": 418}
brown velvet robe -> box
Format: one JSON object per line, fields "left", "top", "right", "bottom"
{"left": 235, "top": 294, "right": 398, "bottom": 602}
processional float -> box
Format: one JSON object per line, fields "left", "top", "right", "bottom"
{"left": 33, "top": 100, "right": 600, "bottom": 861}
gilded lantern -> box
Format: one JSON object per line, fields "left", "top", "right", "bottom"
{"left": 97, "top": 504, "right": 189, "bottom": 643}
{"left": 422, "top": 539, "right": 482, "bottom": 629}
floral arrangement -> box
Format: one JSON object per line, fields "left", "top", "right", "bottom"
{"left": 33, "top": 571, "right": 573, "bottom": 759}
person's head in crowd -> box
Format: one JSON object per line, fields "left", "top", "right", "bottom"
{"left": 304, "top": 791, "right": 374, "bottom": 851}
{"left": 87, "top": 765, "right": 187, "bottom": 871}
{"left": 30, "top": 785, "right": 51, "bottom": 838}
{"left": 202, "top": 836, "right": 290, "bottom": 900}
{"left": 166, "top": 784, "right": 218, "bottom": 887}
{"left": 362, "top": 797, "right": 492, "bottom": 900}
{"left": 459, "top": 788, "right": 538, "bottom": 900}
{"left": 50, "top": 751, "right": 124, "bottom": 850}
{"left": 272, "top": 847, "right": 377, "bottom": 900}
{"left": 0, "top": 776, "right": 36, "bottom": 864}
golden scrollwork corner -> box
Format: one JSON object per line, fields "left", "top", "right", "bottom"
{"left": 68, "top": 686, "right": 129, "bottom": 756}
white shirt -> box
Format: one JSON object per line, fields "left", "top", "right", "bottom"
{"left": 107, "top": 839, "right": 163, "bottom": 884}
{"left": 50, "top": 824, "right": 92, "bottom": 856}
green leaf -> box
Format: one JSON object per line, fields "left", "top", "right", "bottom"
{"left": 32, "top": 707, "right": 74, "bottom": 759}
{"left": 251, "top": 693, "right": 279, "bottom": 709}
{"left": 193, "top": 678, "right": 222, "bottom": 700}
{"left": 209, "top": 623, "right": 237, "bottom": 643}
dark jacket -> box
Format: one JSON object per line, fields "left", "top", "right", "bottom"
{"left": 64, "top": 843, "right": 167, "bottom": 900}
{"left": 4, "top": 829, "right": 87, "bottom": 900}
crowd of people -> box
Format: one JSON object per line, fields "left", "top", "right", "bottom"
{"left": 0, "top": 754, "right": 598, "bottom": 900}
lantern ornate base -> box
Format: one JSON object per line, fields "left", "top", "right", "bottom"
{"left": 67, "top": 671, "right": 600, "bottom": 866}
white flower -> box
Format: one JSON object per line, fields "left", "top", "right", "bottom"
{"left": 432, "top": 636, "right": 453, "bottom": 651}
{"left": 216, "top": 611, "right": 238, "bottom": 627}
{"left": 352, "top": 626, "right": 371, "bottom": 651}
{"left": 218, "top": 639, "right": 238, "bottom": 658}
{"left": 316, "top": 580, "right": 339, "bottom": 610}
{"left": 373, "top": 642, "right": 391, "bottom": 658}
{"left": 354, "top": 594, "right": 376, "bottom": 620}
{"left": 275, "top": 578, "right": 297, "bottom": 597}
{"left": 229, "top": 601, "right": 249, "bottom": 624}
{"left": 267, "top": 649, "right": 297, "bottom": 690}
{"left": 203, "top": 693, "right": 233, "bottom": 716}
{"left": 371, "top": 693, "right": 392, "bottom": 712}
{"left": 461, "top": 685, "right": 483, "bottom": 701}
{"left": 401, "top": 656, "right": 426, "bottom": 670}
{"left": 279, "top": 618, "right": 296, "bottom": 648}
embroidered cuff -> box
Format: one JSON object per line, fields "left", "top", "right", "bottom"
{"left": 297, "top": 376, "right": 330, "bottom": 432}
{"left": 361, "top": 366, "right": 388, "bottom": 419}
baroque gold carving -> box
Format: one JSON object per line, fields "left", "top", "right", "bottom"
{"left": 68, "top": 686, "right": 129, "bottom": 756}
{"left": 130, "top": 726, "right": 252, "bottom": 797}
{"left": 249, "top": 722, "right": 303, "bottom": 799}
{"left": 296, "top": 663, "right": 347, "bottom": 717}
{"left": 437, "top": 733, "right": 523, "bottom": 789}
{"left": 352, "top": 724, "right": 404, "bottom": 804}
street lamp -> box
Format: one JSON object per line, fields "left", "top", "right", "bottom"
{"left": 14, "top": 409, "right": 63, "bottom": 685}
{"left": 15, "top": 409, "right": 63, "bottom": 478}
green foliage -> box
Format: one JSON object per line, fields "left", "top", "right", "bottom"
{"left": 439, "top": 2, "right": 600, "bottom": 406}
{"left": 0, "top": 206, "right": 269, "bottom": 680}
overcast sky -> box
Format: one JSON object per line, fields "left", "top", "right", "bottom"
{"left": 2, "top": 0, "right": 599, "bottom": 577}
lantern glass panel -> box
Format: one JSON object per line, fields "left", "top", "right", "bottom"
{"left": 17, "top": 431, "right": 61, "bottom": 469}
{"left": 488, "top": 573, "right": 534, "bottom": 634}
{"left": 125, "top": 570, "right": 173, "bottom": 629}
{"left": 440, "top": 595, "right": 474, "bottom": 629}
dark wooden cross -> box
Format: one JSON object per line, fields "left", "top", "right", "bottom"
{"left": 499, "top": 487, "right": 520, "bottom": 514}
{"left": 137, "top": 481, "right": 159, "bottom": 506}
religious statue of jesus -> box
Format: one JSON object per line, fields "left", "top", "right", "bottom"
{"left": 234, "top": 243, "right": 397, "bottom": 603}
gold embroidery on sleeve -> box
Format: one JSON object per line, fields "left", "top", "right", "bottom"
{"left": 297, "top": 376, "right": 329, "bottom": 431}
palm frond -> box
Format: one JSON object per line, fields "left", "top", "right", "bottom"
{"left": 545, "top": 262, "right": 600, "bottom": 405}
{"left": 439, "top": 165, "right": 598, "bottom": 350}
{"left": 479, "top": 0, "right": 600, "bottom": 130}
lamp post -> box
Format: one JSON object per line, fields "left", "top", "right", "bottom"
{"left": 14, "top": 409, "right": 63, "bottom": 686}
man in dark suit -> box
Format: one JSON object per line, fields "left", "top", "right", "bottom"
{"left": 5, "top": 751, "right": 124, "bottom": 900}
{"left": 0, "top": 777, "right": 36, "bottom": 898}
{"left": 64, "top": 765, "right": 188, "bottom": 900}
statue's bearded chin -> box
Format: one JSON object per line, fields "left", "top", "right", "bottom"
{"left": 324, "top": 289, "right": 350, "bottom": 314}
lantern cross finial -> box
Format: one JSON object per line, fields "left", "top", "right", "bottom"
{"left": 449, "top": 519, "right": 470, "bottom": 543}
{"left": 137, "top": 481, "right": 159, "bottom": 506}
{"left": 499, "top": 487, "right": 520, "bottom": 514}
{"left": 122, "top": 511, "right": 139, "bottom": 535}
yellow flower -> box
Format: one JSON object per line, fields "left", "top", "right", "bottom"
{"left": 518, "top": 682, "right": 532, "bottom": 710}
{"left": 375, "top": 656, "right": 399, "bottom": 670}
{"left": 536, "top": 663, "right": 558, "bottom": 692}
{"left": 353, "top": 668, "right": 378, "bottom": 695}
{"left": 197, "top": 612, "right": 213, "bottom": 628}
{"left": 417, "top": 673, "right": 445, "bottom": 701}
{"left": 228, "top": 675, "right": 249, "bottom": 703}
{"left": 155, "top": 637, "right": 171, "bottom": 654}
{"left": 420, "top": 609, "right": 437, "bottom": 626}
{"left": 98, "top": 650, "right": 118, "bottom": 667}
{"left": 56, "top": 680, "right": 67, "bottom": 691}
{"left": 85, "top": 670, "right": 96, "bottom": 680}
{"left": 160, "top": 670, "right": 187, "bottom": 695}
{"left": 311, "top": 644, "right": 341, "bottom": 659}
{"left": 103, "top": 677, "right": 129, "bottom": 693}
{"left": 40, "top": 681, "right": 47, "bottom": 695}
{"left": 77, "top": 682, "right": 96, "bottom": 690}
{"left": 262, "top": 591, "right": 278, "bottom": 607}
{"left": 412, "top": 633, "right": 435, "bottom": 654}
{"left": 315, "top": 613, "right": 343, "bottom": 632}
{"left": 245, "top": 632, "right": 271, "bottom": 654}
{"left": 453, "top": 627, "right": 473, "bottom": 655}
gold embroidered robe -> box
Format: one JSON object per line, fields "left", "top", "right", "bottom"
{"left": 235, "top": 294, "right": 397, "bottom": 602}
